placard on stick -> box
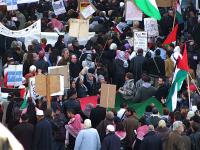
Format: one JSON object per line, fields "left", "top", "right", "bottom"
{"left": 100, "top": 84, "right": 116, "bottom": 108}
{"left": 48, "top": 65, "right": 70, "bottom": 89}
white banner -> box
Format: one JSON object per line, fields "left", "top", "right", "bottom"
{"left": 6, "top": 0, "right": 17, "bottom": 10}
{"left": 125, "top": 0, "right": 142, "bottom": 21}
{"left": 52, "top": 0, "right": 66, "bottom": 16}
{"left": 0, "top": 19, "right": 41, "bottom": 38}
{"left": 29, "top": 77, "right": 39, "bottom": 100}
{"left": 17, "top": 0, "right": 39, "bottom": 4}
{"left": 134, "top": 31, "right": 148, "bottom": 51}
{"left": 7, "top": 65, "right": 23, "bottom": 86}
{"left": 144, "top": 18, "right": 159, "bottom": 37}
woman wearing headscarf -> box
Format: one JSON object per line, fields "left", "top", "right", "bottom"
{"left": 113, "top": 50, "right": 128, "bottom": 89}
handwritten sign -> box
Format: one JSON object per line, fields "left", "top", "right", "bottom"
{"left": 134, "top": 32, "right": 148, "bottom": 52}
{"left": 144, "top": 18, "right": 159, "bottom": 37}
{"left": 80, "top": 3, "right": 96, "bottom": 19}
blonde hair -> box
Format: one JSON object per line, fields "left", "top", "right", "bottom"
{"left": 158, "top": 120, "right": 166, "bottom": 128}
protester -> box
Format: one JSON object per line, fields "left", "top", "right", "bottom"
{"left": 74, "top": 119, "right": 101, "bottom": 150}
{"left": 33, "top": 109, "right": 53, "bottom": 150}
{"left": 13, "top": 114, "right": 34, "bottom": 150}
{"left": 100, "top": 124, "right": 121, "bottom": 150}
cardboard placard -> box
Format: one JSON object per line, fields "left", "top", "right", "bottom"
{"left": 125, "top": 0, "right": 142, "bottom": 21}
{"left": 156, "top": 0, "right": 174, "bottom": 7}
{"left": 80, "top": 3, "right": 96, "bottom": 19}
{"left": 100, "top": 84, "right": 116, "bottom": 108}
{"left": 80, "top": 1, "right": 90, "bottom": 11}
{"left": 134, "top": 31, "right": 148, "bottom": 51}
{"left": 35, "top": 74, "right": 47, "bottom": 96}
{"left": 69, "top": 19, "right": 89, "bottom": 38}
{"left": 48, "top": 65, "right": 70, "bottom": 89}
{"left": 144, "top": 18, "right": 159, "bottom": 37}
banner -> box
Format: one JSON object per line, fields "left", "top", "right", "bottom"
{"left": 17, "top": 0, "right": 39, "bottom": 4}
{"left": 134, "top": 31, "right": 148, "bottom": 51}
{"left": 125, "top": 0, "right": 142, "bottom": 21}
{"left": 144, "top": 18, "right": 159, "bottom": 37}
{"left": 80, "top": 3, "right": 96, "bottom": 19}
{"left": 52, "top": 0, "right": 66, "bottom": 16}
{"left": 6, "top": 0, "right": 17, "bottom": 10}
{"left": 69, "top": 19, "right": 89, "bottom": 38}
{"left": 0, "top": 19, "right": 41, "bottom": 38}
{"left": 7, "top": 65, "right": 23, "bottom": 86}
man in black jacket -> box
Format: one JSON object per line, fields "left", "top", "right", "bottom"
{"left": 13, "top": 114, "right": 34, "bottom": 150}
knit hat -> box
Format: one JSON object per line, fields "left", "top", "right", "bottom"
{"left": 36, "top": 109, "right": 44, "bottom": 116}
{"left": 187, "top": 111, "right": 195, "bottom": 120}
{"left": 29, "top": 65, "right": 36, "bottom": 72}
{"left": 84, "top": 119, "right": 92, "bottom": 129}
{"left": 106, "top": 125, "right": 115, "bottom": 132}
{"left": 109, "top": 43, "right": 117, "bottom": 50}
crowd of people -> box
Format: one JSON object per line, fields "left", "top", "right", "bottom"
{"left": 1, "top": 0, "right": 200, "bottom": 150}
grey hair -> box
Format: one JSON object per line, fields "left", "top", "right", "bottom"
{"left": 173, "top": 121, "right": 183, "bottom": 131}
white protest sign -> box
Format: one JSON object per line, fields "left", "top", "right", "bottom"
{"left": 125, "top": 0, "right": 142, "bottom": 21}
{"left": 134, "top": 32, "right": 148, "bottom": 51}
{"left": 80, "top": 4, "right": 96, "bottom": 19}
{"left": 6, "top": 0, "right": 17, "bottom": 10}
{"left": 52, "top": 0, "right": 66, "bottom": 16}
{"left": 0, "top": 19, "right": 41, "bottom": 38}
{"left": 29, "top": 77, "right": 39, "bottom": 100}
{"left": 144, "top": 18, "right": 159, "bottom": 37}
{"left": 7, "top": 65, "right": 23, "bottom": 86}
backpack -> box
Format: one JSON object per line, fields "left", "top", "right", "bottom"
{"left": 12, "top": 101, "right": 22, "bottom": 122}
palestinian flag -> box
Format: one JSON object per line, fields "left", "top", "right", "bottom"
{"left": 134, "top": 0, "right": 161, "bottom": 20}
{"left": 166, "top": 44, "right": 189, "bottom": 111}
{"left": 20, "top": 88, "right": 30, "bottom": 110}
{"left": 163, "top": 24, "right": 178, "bottom": 47}
{"left": 176, "top": 0, "right": 184, "bottom": 24}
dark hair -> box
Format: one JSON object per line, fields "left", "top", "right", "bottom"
{"left": 174, "top": 111, "right": 182, "bottom": 121}
{"left": 126, "top": 72, "right": 133, "bottom": 79}
{"left": 115, "top": 121, "right": 125, "bottom": 131}
{"left": 152, "top": 108, "right": 158, "bottom": 114}
{"left": 142, "top": 75, "right": 151, "bottom": 82}
{"left": 139, "top": 116, "right": 146, "bottom": 125}
{"left": 127, "top": 107, "right": 135, "bottom": 116}
{"left": 67, "top": 109, "right": 76, "bottom": 115}
{"left": 145, "top": 105, "right": 152, "bottom": 112}
{"left": 155, "top": 49, "right": 161, "bottom": 56}
{"left": 21, "top": 114, "right": 29, "bottom": 121}
{"left": 67, "top": 89, "right": 77, "bottom": 99}
{"left": 191, "top": 122, "right": 200, "bottom": 132}
{"left": 120, "top": 102, "right": 128, "bottom": 108}
{"left": 163, "top": 108, "right": 169, "bottom": 115}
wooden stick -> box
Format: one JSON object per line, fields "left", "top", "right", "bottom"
{"left": 172, "top": 1, "right": 177, "bottom": 29}
{"left": 188, "top": 72, "right": 200, "bottom": 95}
{"left": 187, "top": 75, "right": 191, "bottom": 109}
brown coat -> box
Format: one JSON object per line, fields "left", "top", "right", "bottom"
{"left": 123, "top": 115, "right": 139, "bottom": 148}
{"left": 165, "top": 131, "right": 186, "bottom": 150}
{"left": 165, "top": 58, "right": 174, "bottom": 78}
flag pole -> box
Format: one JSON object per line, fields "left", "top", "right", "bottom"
{"left": 188, "top": 72, "right": 200, "bottom": 95}
{"left": 187, "top": 75, "right": 191, "bottom": 110}
{"left": 172, "top": 1, "right": 177, "bottom": 29}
